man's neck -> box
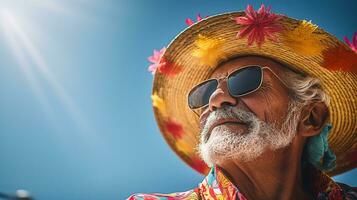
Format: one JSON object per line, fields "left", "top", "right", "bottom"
{"left": 218, "top": 138, "right": 312, "bottom": 200}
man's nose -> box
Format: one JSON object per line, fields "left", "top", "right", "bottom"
{"left": 208, "top": 80, "right": 237, "bottom": 111}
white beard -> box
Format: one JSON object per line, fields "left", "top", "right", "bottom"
{"left": 198, "top": 102, "right": 302, "bottom": 167}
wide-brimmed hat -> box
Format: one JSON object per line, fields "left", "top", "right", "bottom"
{"left": 149, "top": 5, "right": 357, "bottom": 176}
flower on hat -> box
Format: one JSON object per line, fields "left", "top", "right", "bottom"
{"left": 322, "top": 45, "right": 357, "bottom": 73}
{"left": 151, "top": 93, "right": 167, "bottom": 117}
{"left": 282, "top": 20, "right": 328, "bottom": 56}
{"left": 192, "top": 34, "right": 226, "bottom": 67}
{"left": 344, "top": 32, "right": 357, "bottom": 53}
{"left": 148, "top": 47, "right": 166, "bottom": 74}
{"left": 191, "top": 156, "right": 209, "bottom": 174}
{"left": 148, "top": 47, "right": 182, "bottom": 76}
{"left": 175, "top": 138, "right": 194, "bottom": 154}
{"left": 186, "top": 14, "right": 205, "bottom": 26}
{"left": 165, "top": 118, "right": 184, "bottom": 139}
{"left": 235, "top": 4, "right": 283, "bottom": 47}
{"left": 156, "top": 57, "right": 182, "bottom": 76}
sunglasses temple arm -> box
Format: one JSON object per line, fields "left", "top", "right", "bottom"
{"left": 262, "top": 67, "right": 290, "bottom": 89}
{"left": 190, "top": 109, "right": 200, "bottom": 117}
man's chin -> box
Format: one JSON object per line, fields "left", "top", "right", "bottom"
{"left": 199, "top": 141, "right": 267, "bottom": 166}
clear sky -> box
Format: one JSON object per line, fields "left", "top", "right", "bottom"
{"left": 0, "top": 0, "right": 356, "bottom": 199}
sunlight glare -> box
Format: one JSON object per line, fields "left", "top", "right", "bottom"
{"left": 0, "top": 8, "right": 93, "bottom": 135}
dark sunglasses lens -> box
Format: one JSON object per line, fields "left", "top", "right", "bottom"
{"left": 188, "top": 80, "right": 218, "bottom": 109}
{"left": 228, "top": 66, "right": 262, "bottom": 96}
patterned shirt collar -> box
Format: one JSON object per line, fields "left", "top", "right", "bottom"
{"left": 198, "top": 164, "right": 344, "bottom": 200}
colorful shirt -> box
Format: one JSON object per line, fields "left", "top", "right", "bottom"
{"left": 127, "top": 165, "right": 356, "bottom": 200}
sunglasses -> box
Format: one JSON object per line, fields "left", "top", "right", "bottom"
{"left": 188, "top": 65, "right": 288, "bottom": 109}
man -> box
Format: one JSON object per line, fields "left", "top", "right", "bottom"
{"left": 129, "top": 4, "right": 357, "bottom": 200}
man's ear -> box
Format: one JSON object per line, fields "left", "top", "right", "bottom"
{"left": 297, "top": 102, "right": 329, "bottom": 137}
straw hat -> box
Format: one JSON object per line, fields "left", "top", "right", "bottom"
{"left": 150, "top": 5, "right": 357, "bottom": 176}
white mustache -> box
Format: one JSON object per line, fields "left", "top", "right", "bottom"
{"left": 201, "top": 106, "right": 257, "bottom": 143}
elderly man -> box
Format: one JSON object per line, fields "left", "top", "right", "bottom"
{"left": 129, "top": 4, "right": 357, "bottom": 200}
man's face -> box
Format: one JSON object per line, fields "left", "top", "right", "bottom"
{"left": 198, "top": 56, "right": 302, "bottom": 166}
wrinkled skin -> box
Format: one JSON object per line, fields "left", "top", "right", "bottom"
{"left": 199, "top": 56, "right": 328, "bottom": 200}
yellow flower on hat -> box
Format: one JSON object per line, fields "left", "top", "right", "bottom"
{"left": 151, "top": 93, "right": 167, "bottom": 117}
{"left": 192, "top": 34, "right": 226, "bottom": 67}
{"left": 282, "top": 20, "right": 328, "bottom": 56}
{"left": 175, "top": 138, "right": 194, "bottom": 155}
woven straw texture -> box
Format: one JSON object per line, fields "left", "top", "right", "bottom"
{"left": 152, "top": 12, "right": 357, "bottom": 176}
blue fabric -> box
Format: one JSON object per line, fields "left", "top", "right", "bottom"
{"left": 207, "top": 167, "right": 215, "bottom": 186}
{"left": 305, "top": 124, "right": 336, "bottom": 171}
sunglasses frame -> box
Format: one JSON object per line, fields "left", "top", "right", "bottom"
{"left": 187, "top": 65, "right": 288, "bottom": 110}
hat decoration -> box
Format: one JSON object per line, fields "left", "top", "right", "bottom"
{"left": 164, "top": 118, "right": 184, "bottom": 139}
{"left": 322, "top": 45, "right": 357, "bottom": 73}
{"left": 282, "top": 20, "right": 328, "bottom": 56}
{"left": 192, "top": 34, "right": 227, "bottom": 67}
{"left": 147, "top": 47, "right": 166, "bottom": 75}
{"left": 152, "top": 92, "right": 191, "bottom": 163}
{"left": 152, "top": 93, "right": 184, "bottom": 138}
{"left": 151, "top": 93, "right": 167, "bottom": 117}
{"left": 344, "top": 32, "right": 357, "bottom": 53}
{"left": 186, "top": 14, "right": 207, "bottom": 26}
{"left": 146, "top": 3, "right": 357, "bottom": 175}
{"left": 235, "top": 4, "right": 284, "bottom": 47}
{"left": 147, "top": 47, "right": 182, "bottom": 76}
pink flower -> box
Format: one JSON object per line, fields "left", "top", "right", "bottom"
{"left": 235, "top": 4, "right": 283, "bottom": 47}
{"left": 185, "top": 14, "right": 204, "bottom": 26}
{"left": 344, "top": 32, "right": 357, "bottom": 53}
{"left": 147, "top": 47, "right": 166, "bottom": 74}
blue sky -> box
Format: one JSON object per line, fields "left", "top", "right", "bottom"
{"left": 0, "top": 0, "right": 356, "bottom": 199}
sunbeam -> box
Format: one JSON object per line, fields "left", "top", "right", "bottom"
{"left": 1, "top": 10, "right": 55, "bottom": 121}
{"left": 1, "top": 0, "right": 101, "bottom": 25}
{"left": 0, "top": 8, "right": 94, "bottom": 136}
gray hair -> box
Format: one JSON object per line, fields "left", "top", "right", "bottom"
{"left": 282, "top": 69, "right": 336, "bottom": 171}
{"left": 283, "top": 69, "right": 330, "bottom": 107}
